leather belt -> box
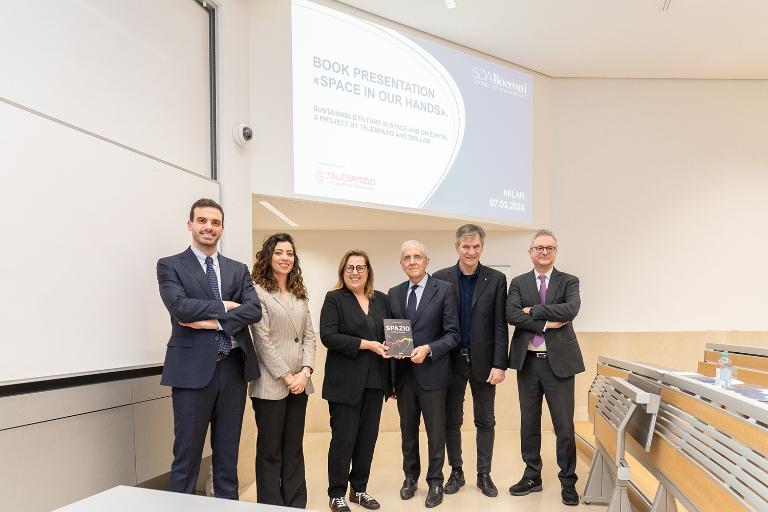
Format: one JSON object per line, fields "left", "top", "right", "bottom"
{"left": 528, "top": 351, "right": 547, "bottom": 359}
{"left": 217, "top": 346, "right": 241, "bottom": 362}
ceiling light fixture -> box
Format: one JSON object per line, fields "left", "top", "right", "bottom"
{"left": 444, "top": 0, "right": 457, "bottom": 8}
{"left": 259, "top": 200, "right": 299, "bottom": 227}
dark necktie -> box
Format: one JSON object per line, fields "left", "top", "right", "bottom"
{"left": 206, "top": 256, "right": 230, "bottom": 354}
{"left": 406, "top": 284, "right": 419, "bottom": 324}
{"left": 531, "top": 274, "right": 547, "bottom": 348}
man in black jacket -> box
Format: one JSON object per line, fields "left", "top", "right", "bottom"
{"left": 432, "top": 224, "right": 508, "bottom": 498}
{"left": 506, "top": 229, "right": 584, "bottom": 507}
{"left": 389, "top": 240, "right": 459, "bottom": 508}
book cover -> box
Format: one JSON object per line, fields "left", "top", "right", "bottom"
{"left": 383, "top": 319, "right": 414, "bottom": 357}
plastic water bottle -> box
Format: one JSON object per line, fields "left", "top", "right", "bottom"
{"left": 715, "top": 351, "right": 733, "bottom": 388}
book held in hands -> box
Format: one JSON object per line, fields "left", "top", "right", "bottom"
{"left": 383, "top": 319, "right": 414, "bottom": 357}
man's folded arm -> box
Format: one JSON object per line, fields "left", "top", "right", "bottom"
{"left": 529, "top": 277, "right": 581, "bottom": 322}
{"left": 157, "top": 259, "right": 226, "bottom": 322}
{"left": 218, "top": 265, "right": 262, "bottom": 337}
{"left": 506, "top": 280, "right": 547, "bottom": 333}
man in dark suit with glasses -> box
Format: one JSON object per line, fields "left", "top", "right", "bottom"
{"left": 506, "top": 229, "right": 584, "bottom": 507}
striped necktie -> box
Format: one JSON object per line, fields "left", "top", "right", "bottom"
{"left": 206, "top": 256, "right": 230, "bottom": 354}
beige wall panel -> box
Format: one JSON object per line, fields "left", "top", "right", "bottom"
{"left": 134, "top": 397, "right": 174, "bottom": 483}
{"left": 0, "top": 407, "right": 136, "bottom": 511}
{"left": 133, "top": 375, "right": 171, "bottom": 403}
{"left": 0, "top": 379, "right": 133, "bottom": 430}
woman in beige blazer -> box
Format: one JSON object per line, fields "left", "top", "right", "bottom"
{"left": 249, "top": 233, "right": 316, "bottom": 508}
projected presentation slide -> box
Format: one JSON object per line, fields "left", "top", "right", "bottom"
{"left": 292, "top": 0, "right": 533, "bottom": 223}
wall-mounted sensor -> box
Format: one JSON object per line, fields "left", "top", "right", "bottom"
{"left": 232, "top": 124, "right": 253, "bottom": 146}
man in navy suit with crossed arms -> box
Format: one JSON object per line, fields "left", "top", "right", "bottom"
{"left": 157, "top": 198, "right": 262, "bottom": 499}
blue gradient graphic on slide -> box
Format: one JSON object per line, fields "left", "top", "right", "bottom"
{"left": 292, "top": 0, "right": 532, "bottom": 223}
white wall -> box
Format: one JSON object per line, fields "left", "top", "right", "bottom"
{"left": 551, "top": 79, "right": 768, "bottom": 332}
{"left": 218, "top": 0, "right": 257, "bottom": 263}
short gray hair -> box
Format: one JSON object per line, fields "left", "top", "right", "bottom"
{"left": 400, "top": 240, "right": 428, "bottom": 258}
{"left": 455, "top": 224, "right": 485, "bottom": 245}
{"left": 530, "top": 229, "right": 557, "bottom": 248}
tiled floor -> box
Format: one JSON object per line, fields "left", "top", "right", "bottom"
{"left": 241, "top": 430, "right": 605, "bottom": 511}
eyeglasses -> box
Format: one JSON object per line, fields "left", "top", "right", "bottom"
{"left": 531, "top": 245, "right": 557, "bottom": 254}
{"left": 402, "top": 254, "right": 424, "bottom": 263}
{"left": 344, "top": 265, "right": 368, "bottom": 273}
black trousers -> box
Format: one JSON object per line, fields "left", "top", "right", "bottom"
{"left": 396, "top": 369, "right": 447, "bottom": 486}
{"left": 517, "top": 352, "right": 577, "bottom": 485}
{"left": 252, "top": 392, "right": 309, "bottom": 508}
{"left": 170, "top": 348, "right": 246, "bottom": 499}
{"left": 327, "top": 389, "right": 385, "bottom": 497}
{"left": 445, "top": 353, "right": 496, "bottom": 473}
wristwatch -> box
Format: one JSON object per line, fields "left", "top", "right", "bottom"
{"left": 302, "top": 367, "right": 312, "bottom": 378}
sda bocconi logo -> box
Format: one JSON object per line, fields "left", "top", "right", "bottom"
{"left": 472, "top": 66, "right": 528, "bottom": 98}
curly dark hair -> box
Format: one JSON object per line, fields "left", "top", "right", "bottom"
{"left": 252, "top": 233, "right": 308, "bottom": 300}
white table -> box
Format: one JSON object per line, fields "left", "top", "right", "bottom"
{"left": 55, "top": 486, "right": 303, "bottom": 512}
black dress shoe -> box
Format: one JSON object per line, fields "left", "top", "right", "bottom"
{"left": 329, "top": 497, "right": 351, "bottom": 512}
{"left": 400, "top": 478, "right": 418, "bottom": 500}
{"left": 561, "top": 484, "right": 579, "bottom": 506}
{"left": 476, "top": 473, "right": 498, "bottom": 497}
{"left": 349, "top": 491, "right": 381, "bottom": 510}
{"left": 425, "top": 485, "right": 443, "bottom": 508}
{"left": 509, "top": 476, "right": 542, "bottom": 496}
{"left": 444, "top": 467, "right": 465, "bottom": 494}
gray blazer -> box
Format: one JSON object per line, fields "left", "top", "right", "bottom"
{"left": 248, "top": 284, "right": 316, "bottom": 400}
{"left": 506, "top": 268, "right": 585, "bottom": 378}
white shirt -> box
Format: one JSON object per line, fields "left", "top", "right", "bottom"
{"left": 407, "top": 274, "right": 429, "bottom": 310}
{"left": 189, "top": 245, "right": 238, "bottom": 349}
{"left": 527, "top": 268, "right": 553, "bottom": 352}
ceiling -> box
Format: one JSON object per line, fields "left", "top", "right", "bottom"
{"left": 335, "top": 0, "right": 768, "bottom": 79}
